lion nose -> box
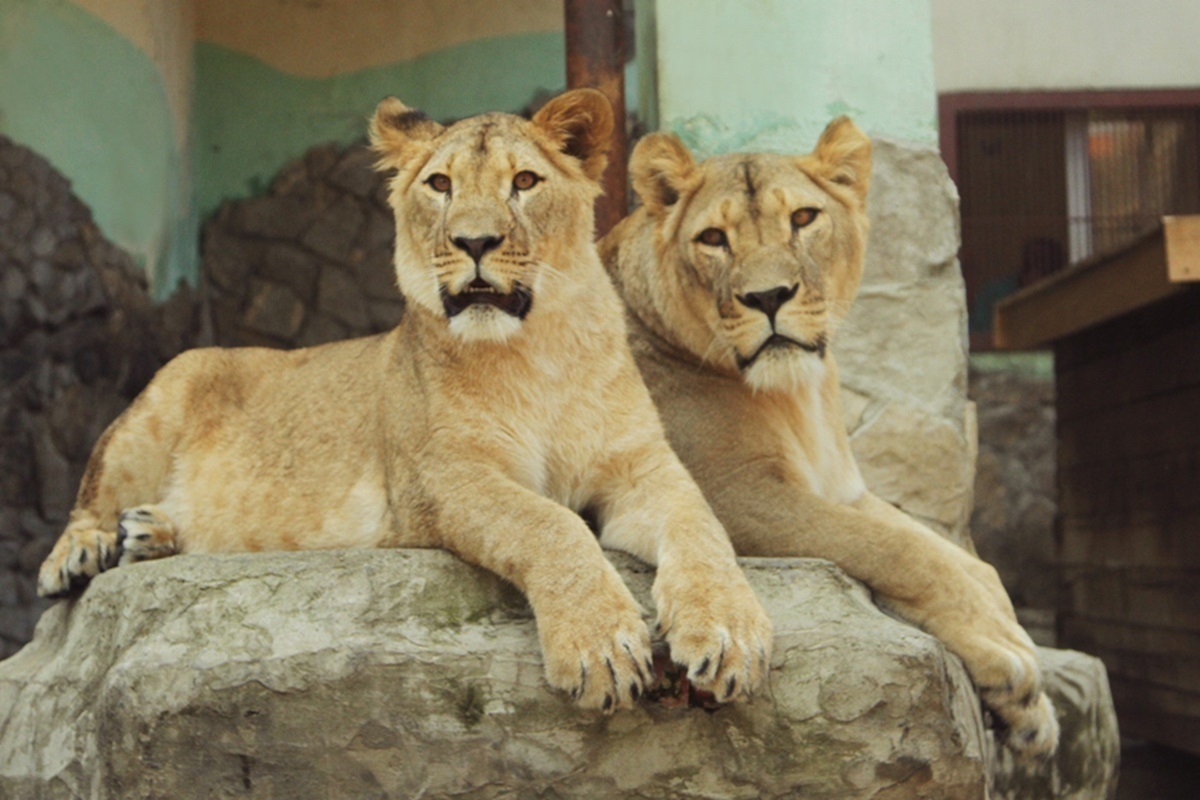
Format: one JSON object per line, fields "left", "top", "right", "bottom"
{"left": 737, "top": 284, "right": 799, "bottom": 323}
{"left": 452, "top": 235, "right": 505, "bottom": 265}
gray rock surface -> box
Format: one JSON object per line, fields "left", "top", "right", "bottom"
{"left": 2, "top": 550, "right": 992, "bottom": 799}
{"left": 837, "top": 139, "right": 976, "bottom": 547}
{"left": 969, "top": 358, "right": 1059, "bottom": 644}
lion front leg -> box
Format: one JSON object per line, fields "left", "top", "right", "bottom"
{"left": 38, "top": 391, "right": 181, "bottom": 598}
{"left": 38, "top": 505, "right": 181, "bottom": 598}
{"left": 591, "top": 446, "right": 773, "bottom": 703}
{"left": 851, "top": 492, "right": 1059, "bottom": 757}
{"left": 714, "top": 468, "right": 1058, "bottom": 758}
{"left": 427, "top": 462, "right": 653, "bottom": 712}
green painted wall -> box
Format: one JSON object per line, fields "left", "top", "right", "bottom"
{"left": 1, "top": 4, "right": 568, "bottom": 292}
{"left": 0, "top": 0, "right": 194, "bottom": 293}
{"left": 649, "top": 0, "right": 937, "bottom": 157}
{"left": 193, "top": 32, "right": 567, "bottom": 221}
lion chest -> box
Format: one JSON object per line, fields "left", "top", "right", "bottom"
{"left": 438, "top": 351, "right": 637, "bottom": 510}
{"left": 758, "top": 388, "right": 866, "bottom": 506}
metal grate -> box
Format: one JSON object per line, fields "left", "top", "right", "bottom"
{"left": 955, "top": 106, "right": 1200, "bottom": 341}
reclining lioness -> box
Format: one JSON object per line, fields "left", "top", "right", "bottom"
{"left": 36, "top": 90, "right": 771, "bottom": 711}
{"left": 600, "top": 118, "right": 1059, "bottom": 755}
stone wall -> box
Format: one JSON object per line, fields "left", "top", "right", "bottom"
{"left": 838, "top": 140, "right": 977, "bottom": 548}
{"left": 968, "top": 356, "right": 1059, "bottom": 645}
{"left": 202, "top": 141, "right": 402, "bottom": 349}
{"left": 0, "top": 135, "right": 206, "bottom": 659}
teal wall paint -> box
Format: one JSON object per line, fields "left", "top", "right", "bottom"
{"left": 193, "top": 32, "right": 567, "bottom": 221}
{"left": 650, "top": 0, "right": 937, "bottom": 157}
{"left": 0, "top": 0, "right": 195, "bottom": 294}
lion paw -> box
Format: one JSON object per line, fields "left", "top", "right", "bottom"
{"left": 956, "top": 620, "right": 1060, "bottom": 758}
{"left": 538, "top": 587, "right": 653, "bottom": 713}
{"left": 973, "top": 639, "right": 1060, "bottom": 758}
{"left": 116, "top": 505, "right": 178, "bottom": 566}
{"left": 37, "top": 527, "right": 120, "bottom": 598}
{"left": 987, "top": 687, "right": 1060, "bottom": 759}
{"left": 654, "top": 569, "right": 773, "bottom": 703}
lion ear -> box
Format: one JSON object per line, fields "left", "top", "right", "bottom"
{"left": 532, "top": 88, "right": 613, "bottom": 182}
{"left": 630, "top": 132, "right": 697, "bottom": 217}
{"left": 370, "top": 97, "right": 444, "bottom": 171}
{"left": 811, "top": 116, "right": 871, "bottom": 200}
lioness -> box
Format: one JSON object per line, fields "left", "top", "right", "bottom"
{"left": 600, "top": 118, "right": 1059, "bottom": 755}
{"left": 37, "top": 89, "right": 772, "bottom": 712}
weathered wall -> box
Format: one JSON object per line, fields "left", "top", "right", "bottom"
{"left": 201, "top": 141, "right": 401, "bottom": 349}
{"left": 0, "top": 0, "right": 571, "bottom": 292}
{"left": 0, "top": 135, "right": 205, "bottom": 660}
{"left": 191, "top": 0, "right": 568, "bottom": 223}
{"left": 647, "top": 0, "right": 938, "bottom": 155}
{"left": 0, "top": 0, "right": 195, "bottom": 293}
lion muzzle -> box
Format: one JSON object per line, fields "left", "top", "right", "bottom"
{"left": 440, "top": 279, "right": 533, "bottom": 319}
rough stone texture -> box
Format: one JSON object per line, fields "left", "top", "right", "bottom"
{"left": 0, "top": 550, "right": 994, "bottom": 799}
{"left": 201, "top": 142, "right": 403, "bottom": 351}
{"left": 990, "top": 649, "right": 1119, "bottom": 799}
{"left": 837, "top": 139, "right": 976, "bottom": 548}
{"left": 968, "top": 360, "right": 1059, "bottom": 646}
{"left": 0, "top": 135, "right": 206, "bottom": 660}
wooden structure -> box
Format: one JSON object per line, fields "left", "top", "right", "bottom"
{"left": 996, "top": 215, "right": 1200, "bottom": 752}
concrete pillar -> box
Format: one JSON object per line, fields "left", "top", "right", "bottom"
{"left": 639, "top": 0, "right": 937, "bottom": 155}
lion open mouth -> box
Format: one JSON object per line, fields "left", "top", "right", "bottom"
{"left": 736, "top": 333, "right": 827, "bottom": 371}
{"left": 441, "top": 278, "right": 533, "bottom": 320}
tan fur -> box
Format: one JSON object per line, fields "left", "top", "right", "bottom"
{"left": 38, "top": 90, "right": 771, "bottom": 711}
{"left": 601, "top": 118, "right": 1060, "bottom": 755}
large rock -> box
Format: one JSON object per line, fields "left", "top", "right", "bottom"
{"left": 1, "top": 550, "right": 995, "bottom": 799}
{"left": 837, "top": 139, "right": 976, "bottom": 547}
{"left": 0, "top": 550, "right": 1118, "bottom": 798}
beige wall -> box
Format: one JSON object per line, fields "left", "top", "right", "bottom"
{"left": 934, "top": 0, "right": 1200, "bottom": 93}
{"left": 196, "top": 0, "right": 561, "bottom": 78}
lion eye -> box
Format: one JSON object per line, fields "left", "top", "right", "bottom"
{"left": 513, "top": 170, "right": 541, "bottom": 191}
{"left": 696, "top": 228, "right": 728, "bottom": 248}
{"left": 427, "top": 173, "right": 452, "bottom": 193}
{"left": 791, "top": 208, "right": 819, "bottom": 229}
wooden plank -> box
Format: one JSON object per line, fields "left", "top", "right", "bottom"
{"left": 1059, "top": 449, "right": 1200, "bottom": 521}
{"left": 1057, "top": 383, "right": 1200, "bottom": 468}
{"left": 994, "top": 229, "right": 1183, "bottom": 348}
{"left": 1060, "top": 509, "right": 1200, "bottom": 570}
{"left": 1055, "top": 307, "right": 1200, "bottom": 418}
{"left": 1108, "top": 673, "right": 1200, "bottom": 755}
{"left": 1061, "top": 566, "right": 1200, "bottom": 632}
{"left": 1062, "top": 616, "right": 1200, "bottom": 756}
{"left": 1053, "top": 286, "right": 1200, "bottom": 373}
{"left": 1165, "top": 215, "right": 1200, "bottom": 283}
{"left": 1063, "top": 614, "right": 1200, "bottom": 662}
{"left": 1109, "top": 681, "right": 1200, "bottom": 755}
{"left": 1076, "top": 643, "right": 1200, "bottom": 699}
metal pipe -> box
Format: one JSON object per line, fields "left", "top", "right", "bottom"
{"left": 564, "top": 0, "right": 628, "bottom": 238}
